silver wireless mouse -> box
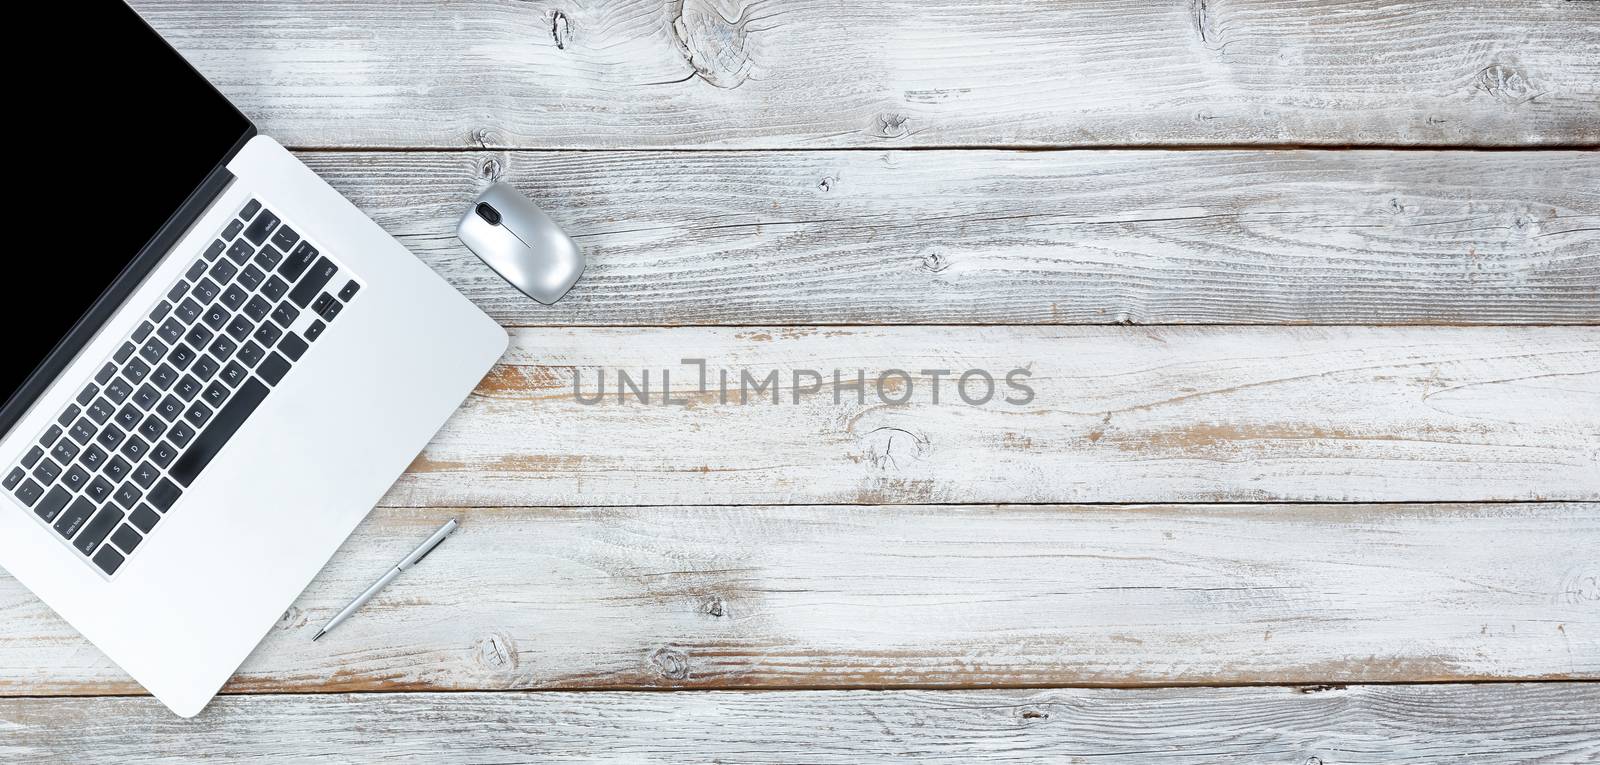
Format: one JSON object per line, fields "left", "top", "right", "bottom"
{"left": 457, "top": 183, "right": 585, "bottom": 305}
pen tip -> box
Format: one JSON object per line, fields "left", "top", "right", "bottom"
{"left": 312, "top": 629, "right": 325, "bottom": 642}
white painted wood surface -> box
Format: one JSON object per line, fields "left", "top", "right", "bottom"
{"left": 131, "top": 0, "right": 1600, "bottom": 148}
{"left": 385, "top": 326, "right": 1600, "bottom": 507}
{"left": 2, "top": 503, "right": 1594, "bottom": 695}
{"left": 5, "top": 685, "right": 1598, "bottom": 763}
{"left": 298, "top": 149, "right": 1600, "bottom": 326}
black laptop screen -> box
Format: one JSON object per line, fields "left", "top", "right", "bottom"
{"left": 2, "top": 2, "right": 251, "bottom": 433}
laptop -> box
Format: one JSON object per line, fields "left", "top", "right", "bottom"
{"left": 0, "top": 3, "right": 507, "bottom": 717}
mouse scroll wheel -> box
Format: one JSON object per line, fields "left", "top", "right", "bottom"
{"left": 475, "top": 202, "right": 503, "bottom": 226}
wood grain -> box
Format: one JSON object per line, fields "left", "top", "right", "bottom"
{"left": 130, "top": 0, "right": 1600, "bottom": 149}
{"left": 297, "top": 149, "right": 1600, "bottom": 326}
{"left": 5, "top": 685, "right": 1598, "bottom": 762}
{"left": 382, "top": 326, "right": 1600, "bottom": 508}
{"left": 2, "top": 503, "right": 1594, "bottom": 695}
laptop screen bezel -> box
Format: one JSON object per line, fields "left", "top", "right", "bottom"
{"left": 0, "top": 10, "right": 257, "bottom": 439}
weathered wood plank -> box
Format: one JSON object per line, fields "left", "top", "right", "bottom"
{"left": 4, "top": 686, "right": 1599, "bottom": 763}
{"left": 298, "top": 149, "right": 1600, "bottom": 326}
{"left": 386, "top": 326, "right": 1599, "bottom": 507}
{"left": 132, "top": 0, "right": 1600, "bottom": 148}
{"left": 2, "top": 503, "right": 1594, "bottom": 695}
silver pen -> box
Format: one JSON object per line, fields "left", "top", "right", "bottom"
{"left": 312, "top": 518, "right": 459, "bottom": 641}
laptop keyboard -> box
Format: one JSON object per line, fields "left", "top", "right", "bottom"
{"left": 3, "top": 198, "right": 362, "bottom": 577}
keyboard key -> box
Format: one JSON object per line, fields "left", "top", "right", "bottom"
{"left": 289, "top": 258, "right": 338, "bottom": 307}
{"left": 168, "top": 422, "right": 196, "bottom": 448}
{"left": 87, "top": 397, "right": 114, "bottom": 424}
{"left": 193, "top": 355, "right": 222, "bottom": 382}
{"left": 253, "top": 322, "right": 283, "bottom": 348}
{"left": 279, "top": 241, "right": 318, "bottom": 281}
{"left": 21, "top": 446, "right": 43, "bottom": 468}
{"left": 150, "top": 442, "right": 177, "bottom": 469}
{"left": 175, "top": 374, "right": 202, "bottom": 401}
{"left": 170, "top": 379, "right": 269, "bottom": 487}
{"left": 175, "top": 298, "right": 203, "bottom": 324}
{"left": 184, "top": 260, "right": 206, "bottom": 282}
{"left": 119, "top": 435, "right": 149, "bottom": 461}
{"left": 338, "top": 280, "right": 361, "bottom": 301}
{"left": 99, "top": 422, "right": 128, "bottom": 450}
{"left": 148, "top": 478, "right": 183, "bottom": 511}
{"left": 53, "top": 497, "right": 95, "bottom": 538}
{"left": 93, "top": 546, "right": 126, "bottom": 575}
{"left": 237, "top": 341, "right": 265, "bottom": 368}
{"left": 40, "top": 425, "right": 63, "bottom": 447}
{"left": 32, "top": 458, "right": 61, "bottom": 485}
{"left": 69, "top": 417, "right": 96, "bottom": 444}
{"left": 210, "top": 259, "right": 239, "bottom": 285}
{"left": 51, "top": 439, "right": 80, "bottom": 465}
{"left": 271, "top": 224, "right": 299, "bottom": 252}
{"left": 14, "top": 478, "right": 44, "bottom": 507}
{"left": 311, "top": 292, "right": 335, "bottom": 315}
{"left": 57, "top": 405, "right": 82, "bottom": 429}
{"left": 238, "top": 264, "right": 265, "bottom": 290}
{"left": 140, "top": 414, "right": 167, "bottom": 440}
{"left": 257, "top": 352, "right": 292, "bottom": 386}
{"left": 123, "top": 357, "right": 151, "bottom": 384}
{"left": 192, "top": 277, "right": 221, "bottom": 303}
{"left": 78, "top": 445, "right": 108, "bottom": 471}
{"left": 227, "top": 314, "right": 254, "bottom": 341}
{"left": 243, "top": 295, "right": 272, "bottom": 322}
{"left": 203, "top": 304, "right": 229, "bottom": 330}
{"left": 114, "top": 482, "right": 143, "bottom": 510}
{"left": 185, "top": 324, "right": 214, "bottom": 349}
{"left": 132, "top": 321, "right": 154, "bottom": 342}
{"left": 114, "top": 404, "right": 141, "bottom": 429}
{"left": 132, "top": 462, "right": 159, "bottom": 489}
{"left": 169, "top": 344, "right": 197, "bottom": 370}
{"left": 86, "top": 476, "right": 115, "bottom": 503}
{"left": 74, "top": 506, "right": 123, "bottom": 556}
{"left": 95, "top": 363, "right": 117, "bottom": 385}
{"left": 34, "top": 486, "right": 71, "bottom": 522}
{"left": 209, "top": 334, "right": 239, "bottom": 360}
{"left": 139, "top": 338, "right": 168, "bottom": 365}
{"left": 61, "top": 464, "right": 89, "bottom": 492}
{"left": 3, "top": 467, "right": 23, "bottom": 490}
{"left": 114, "top": 342, "right": 135, "bottom": 364}
{"left": 220, "top": 362, "right": 247, "bottom": 387}
{"left": 271, "top": 301, "right": 300, "bottom": 327}
{"left": 229, "top": 216, "right": 250, "bottom": 236}
{"left": 203, "top": 239, "right": 226, "bottom": 261}
{"left": 104, "top": 379, "right": 133, "bottom": 404}
{"left": 166, "top": 281, "right": 190, "bottom": 303}
{"left": 111, "top": 524, "right": 143, "bottom": 554}
{"left": 104, "top": 456, "right": 131, "bottom": 482}
{"left": 226, "top": 238, "right": 254, "bottom": 264}
{"left": 77, "top": 383, "right": 100, "bottom": 407}
{"left": 220, "top": 284, "right": 247, "bottom": 310}
{"left": 202, "top": 382, "right": 230, "bottom": 407}
{"left": 156, "top": 395, "right": 183, "bottom": 422}
{"left": 254, "top": 247, "right": 282, "bottom": 272}
{"left": 260, "top": 275, "right": 289, "bottom": 301}
{"left": 185, "top": 401, "right": 214, "bottom": 428}
{"left": 240, "top": 199, "right": 261, "bottom": 220}
{"left": 245, "top": 209, "right": 280, "bottom": 245}
{"left": 132, "top": 384, "right": 160, "bottom": 410}
{"left": 150, "top": 364, "right": 178, "bottom": 391}
{"left": 130, "top": 504, "right": 161, "bottom": 533}
{"left": 278, "top": 333, "right": 309, "bottom": 361}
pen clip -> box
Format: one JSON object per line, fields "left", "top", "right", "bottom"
{"left": 406, "top": 535, "right": 448, "bottom": 569}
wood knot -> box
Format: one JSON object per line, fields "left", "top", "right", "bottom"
{"left": 1475, "top": 63, "right": 1542, "bottom": 105}
{"left": 817, "top": 176, "right": 835, "bottom": 192}
{"left": 275, "top": 606, "right": 306, "bottom": 631}
{"left": 862, "top": 427, "right": 931, "bottom": 471}
{"left": 700, "top": 595, "right": 728, "bottom": 618}
{"left": 648, "top": 646, "right": 692, "bottom": 680}
{"left": 549, "top": 10, "right": 572, "bottom": 50}
{"left": 1019, "top": 708, "right": 1049, "bottom": 721}
{"left": 920, "top": 251, "right": 951, "bottom": 273}
{"left": 469, "top": 127, "right": 508, "bottom": 149}
{"left": 473, "top": 632, "right": 520, "bottom": 674}
{"left": 480, "top": 157, "right": 504, "bottom": 181}
{"left": 670, "top": 0, "right": 757, "bottom": 89}
{"left": 1305, "top": 758, "right": 1324, "bottom": 765}
{"left": 872, "top": 113, "right": 913, "bottom": 140}
{"left": 1296, "top": 684, "right": 1346, "bottom": 694}
{"left": 1560, "top": 565, "right": 1600, "bottom": 605}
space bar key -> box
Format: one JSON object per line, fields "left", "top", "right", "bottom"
{"left": 170, "top": 379, "right": 270, "bottom": 487}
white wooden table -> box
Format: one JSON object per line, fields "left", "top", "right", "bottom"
{"left": 3, "top": 1, "right": 1598, "bottom": 760}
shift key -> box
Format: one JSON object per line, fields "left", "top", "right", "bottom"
{"left": 74, "top": 506, "right": 125, "bottom": 556}
{"left": 288, "top": 257, "right": 338, "bottom": 308}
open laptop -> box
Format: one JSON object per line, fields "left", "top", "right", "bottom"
{"left": 0, "top": 3, "right": 506, "bottom": 717}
